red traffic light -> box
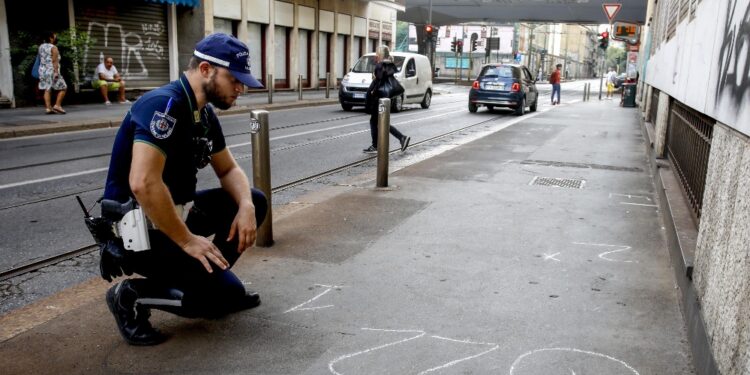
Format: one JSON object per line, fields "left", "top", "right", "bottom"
{"left": 601, "top": 31, "right": 609, "bottom": 39}
{"left": 425, "top": 24, "right": 434, "bottom": 34}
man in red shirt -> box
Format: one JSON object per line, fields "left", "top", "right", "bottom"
{"left": 549, "top": 64, "right": 562, "bottom": 105}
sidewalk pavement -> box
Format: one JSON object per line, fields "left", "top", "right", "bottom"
{"left": 0, "top": 99, "right": 693, "bottom": 374}
{"left": 0, "top": 88, "right": 341, "bottom": 139}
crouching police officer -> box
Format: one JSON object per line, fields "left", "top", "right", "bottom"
{"left": 100, "top": 33, "right": 266, "bottom": 345}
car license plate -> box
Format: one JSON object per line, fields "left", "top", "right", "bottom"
{"left": 485, "top": 83, "right": 504, "bottom": 91}
{"left": 353, "top": 93, "right": 365, "bottom": 99}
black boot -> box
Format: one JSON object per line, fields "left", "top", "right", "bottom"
{"left": 106, "top": 279, "right": 167, "bottom": 346}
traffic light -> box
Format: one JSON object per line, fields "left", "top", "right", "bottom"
{"left": 598, "top": 31, "right": 609, "bottom": 50}
{"left": 424, "top": 24, "right": 434, "bottom": 39}
{"left": 471, "top": 39, "right": 478, "bottom": 52}
{"left": 457, "top": 40, "right": 464, "bottom": 53}
{"left": 450, "top": 39, "right": 457, "bottom": 53}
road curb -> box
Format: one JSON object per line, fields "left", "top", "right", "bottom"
{"left": 0, "top": 98, "right": 340, "bottom": 139}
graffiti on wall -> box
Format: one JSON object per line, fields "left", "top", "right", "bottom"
{"left": 83, "top": 21, "right": 166, "bottom": 80}
{"left": 715, "top": 0, "right": 749, "bottom": 109}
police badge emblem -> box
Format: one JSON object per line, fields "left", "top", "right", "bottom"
{"left": 149, "top": 111, "right": 177, "bottom": 139}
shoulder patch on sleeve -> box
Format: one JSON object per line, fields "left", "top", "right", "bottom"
{"left": 149, "top": 111, "right": 177, "bottom": 139}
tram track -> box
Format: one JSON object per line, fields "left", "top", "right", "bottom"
{"left": 0, "top": 107, "right": 508, "bottom": 282}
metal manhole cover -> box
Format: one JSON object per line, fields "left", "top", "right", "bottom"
{"left": 529, "top": 176, "right": 585, "bottom": 189}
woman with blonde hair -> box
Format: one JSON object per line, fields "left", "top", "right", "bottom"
{"left": 363, "top": 45, "right": 410, "bottom": 153}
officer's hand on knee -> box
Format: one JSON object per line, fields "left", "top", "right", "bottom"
{"left": 181, "top": 234, "right": 229, "bottom": 273}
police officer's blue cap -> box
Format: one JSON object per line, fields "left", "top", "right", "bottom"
{"left": 193, "top": 33, "right": 263, "bottom": 88}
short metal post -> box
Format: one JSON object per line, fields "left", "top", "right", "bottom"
{"left": 587, "top": 83, "right": 591, "bottom": 101}
{"left": 298, "top": 75, "right": 303, "bottom": 100}
{"left": 585, "top": 83, "right": 589, "bottom": 101}
{"left": 376, "top": 98, "right": 391, "bottom": 188}
{"left": 250, "top": 110, "right": 273, "bottom": 247}
{"left": 325, "top": 72, "right": 330, "bottom": 98}
{"left": 267, "top": 74, "right": 273, "bottom": 104}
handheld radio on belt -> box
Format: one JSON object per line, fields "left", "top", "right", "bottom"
{"left": 76, "top": 196, "right": 139, "bottom": 281}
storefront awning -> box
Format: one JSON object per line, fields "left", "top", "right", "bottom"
{"left": 145, "top": 0, "right": 201, "bottom": 7}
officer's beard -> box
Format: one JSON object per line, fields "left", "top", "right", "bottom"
{"left": 204, "top": 70, "right": 234, "bottom": 110}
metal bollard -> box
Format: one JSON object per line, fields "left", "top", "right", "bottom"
{"left": 585, "top": 83, "right": 589, "bottom": 101}
{"left": 376, "top": 98, "right": 391, "bottom": 188}
{"left": 267, "top": 74, "right": 273, "bottom": 104}
{"left": 250, "top": 110, "right": 273, "bottom": 247}
{"left": 298, "top": 75, "right": 303, "bottom": 100}
{"left": 325, "top": 72, "right": 330, "bottom": 99}
{"left": 586, "top": 83, "right": 591, "bottom": 101}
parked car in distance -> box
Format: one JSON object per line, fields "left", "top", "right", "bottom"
{"left": 468, "top": 64, "right": 538, "bottom": 116}
{"left": 339, "top": 52, "right": 433, "bottom": 113}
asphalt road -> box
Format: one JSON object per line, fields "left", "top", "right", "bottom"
{"left": 0, "top": 81, "right": 591, "bottom": 313}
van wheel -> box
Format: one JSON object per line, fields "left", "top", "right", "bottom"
{"left": 515, "top": 97, "right": 526, "bottom": 116}
{"left": 420, "top": 90, "right": 432, "bottom": 109}
{"left": 391, "top": 95, "right": 404, "bottom": 113}
{"left": 468, "top": 102, "right": 478, "bottom": 113}
{"left": 341, "top": 103, "right": 353, "bottom": 111}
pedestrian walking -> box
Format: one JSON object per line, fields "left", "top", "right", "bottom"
{"left": 37, "top": 31, "right": 67, "bottom": 114}
{"left": 606, "top": 67, "right": 617, "bottom": 99}
{"left": 95, "top": 33, "right": 268, "bottom": 346}
{"left": 549, "top": 63, "right": 562, "bottom": 105}
{"left": 363, "top": 45, "right": 410, "bottom": 154}
{"left": 94, "top": 56, "right": 130, "bottom": 105}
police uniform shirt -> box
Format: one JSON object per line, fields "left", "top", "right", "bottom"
{"left": 103, "top": 74, "right": 226, "bottom": 205}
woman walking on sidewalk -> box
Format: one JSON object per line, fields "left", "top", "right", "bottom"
{"left": 38, "top": 31, "right": 67, "bottom": 115}
{"left": 363, "top": 45, "right": 410, "bottom": 154}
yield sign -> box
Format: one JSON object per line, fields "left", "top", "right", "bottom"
{"left": 603, "top": 3, "right": 622, "bottom": 22}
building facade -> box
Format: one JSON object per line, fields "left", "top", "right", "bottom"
{"left": 637, "top": 0, "right": 750, "bottom": 374}
{"left": 0, "top": 0, "right": 401, "bottom": 106}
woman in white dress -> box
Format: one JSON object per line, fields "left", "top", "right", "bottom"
{"left": 38, "top": 31, "right": 67, "bottom": 114}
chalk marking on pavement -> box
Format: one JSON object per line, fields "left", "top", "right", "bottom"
{"left": 543, "top": 252, "right": 561, "bottom": 262}
{"left": 329, "top": 328, "right": 427, "bottom": 375}
{"left": 509, "top": 347, "right": 640, "bottom": 375}
{"left": 573, "top": 242, "right": 636, "bottom": 263}
{"left": 418, "top": 336, "right": 499, "bottom": 374}
{"left": 619, "top": 202, "right": 658, "bottom": 207}
{"left": 284, "top": 284, "right": 345, "bottom": 313}
{"left": 609, "top": 193, "right": 652, "bottom": 201}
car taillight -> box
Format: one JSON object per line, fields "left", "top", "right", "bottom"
{"left": 472, "top": 81, "right": 480, "bottom": 89}
{"left": 511, "top": 82, "right": 520, "bottom": 92}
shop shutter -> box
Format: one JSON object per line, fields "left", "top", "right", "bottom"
{"left": 76, "top": 0, "right": 170, "bottom": 88}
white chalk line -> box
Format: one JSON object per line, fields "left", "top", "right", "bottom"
{"left": 418, "top": 336, "right": 499, "bottom": 374}
{"left": 543, "top": 252, "right": 561, "bottom": 262}
{"left": 328, "top": 329, "right": 427, "bottom": 375}
{"left": 609, "top": 193, "right": 652, "bottom": 201}
{"left": 619, "top": 202, "right": 658, "bottom": 207}
{"left": 509, "top": 347, "right": 640, "bottom": 375}
{"left": 329, "top": 329, "right": 500, "bottom": 375}
{"left": 284, "top": 287, "right": 333, "bottom": 313}
{"left": 573, "top": 242, "right": 635, "bottom": 263}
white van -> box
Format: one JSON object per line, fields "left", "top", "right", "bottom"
{"left": 339, "top": 52, "right": 433, "bottom": 112}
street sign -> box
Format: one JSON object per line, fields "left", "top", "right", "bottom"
{"left": 602, "top": 3, "right": 622, "bottom": 22}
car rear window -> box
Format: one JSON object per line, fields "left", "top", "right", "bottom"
{"left": 480, "top": 66, "right": 515, "bottom": 78}
{"left": 352, "top": 56, "right": 406, "bottom": 73}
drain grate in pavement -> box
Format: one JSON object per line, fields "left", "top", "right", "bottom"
{"left": 529, "top": 176, "right": 585, "bottom": 189}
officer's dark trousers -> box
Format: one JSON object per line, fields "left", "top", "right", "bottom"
{"left": 129, "top": 188, "right": 267, "bottom": 317}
